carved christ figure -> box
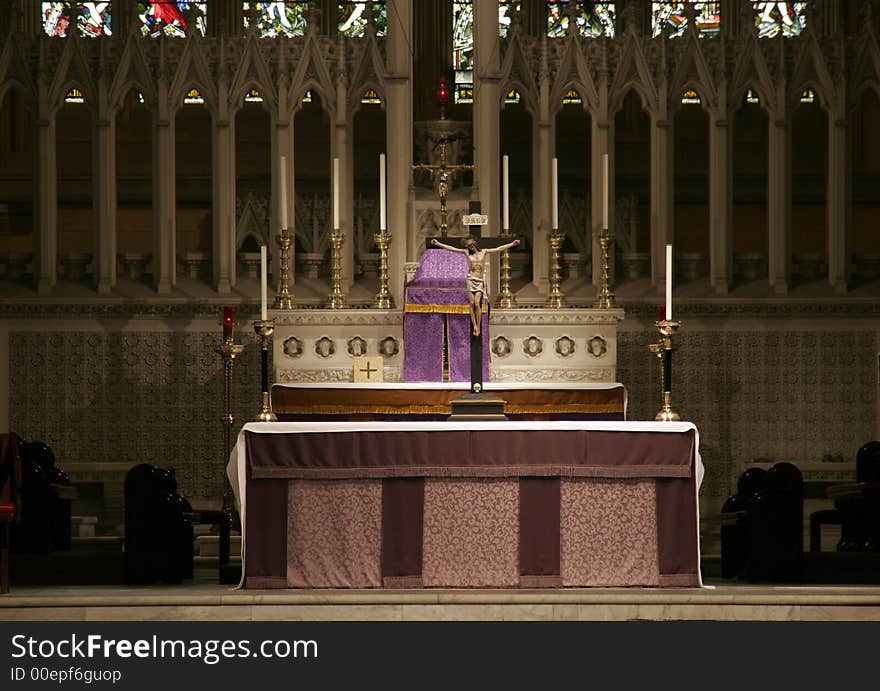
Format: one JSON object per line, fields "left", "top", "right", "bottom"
{"left": 431, "top": 236, "right": 520, "bottom": 337}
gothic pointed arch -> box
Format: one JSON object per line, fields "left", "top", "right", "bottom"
{"left": 788, "top": 31, "right": 835, "bottom": 112}
{"left": 847, "top": 19, "right": 880, "bottom": 109}
{"left": 287, "top": 33, "right": 335, "bottom": 115}
{"left": 499, "top": 31, "right": 538, "bottom": 118}
{"left": 48, "top": 31, "right": 96, "bottom": 115}
{"left": 730, "top": 32, "right": 775, "bottom": 111}
{"left": 0, "top": 32, "right": 36, "bottom": 110}
{"left": 109, "top": 31, "right": 157, "bottom": 115}
{"left": 668, "top": 30, "right": 717, "bottom": 112}
{"left": 348, "top": 33, "right": 387, "bottom": 116}
{"left": 229, "top": 32, "right": 278, "bottom": 115}
{"left": 608, "top": 32, "right": 657, "bottom": 114}
{"left": 168, "top": 34, "right": 218, "bottom": 114}
{"left": 549, "top": 38, "right": 599, "bottom": 116}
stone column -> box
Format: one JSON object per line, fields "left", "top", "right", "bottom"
{"left": 591, "top": 110, "right": 614, "bottom": 287}
{"left": 94, "top": 115, "right": 116, "bottom": 293}
{"left": 827, "top": 109, "right": 848, "bottom": 292}
{"left": 152, "top": 84, "right": 175, "bottom": 293}
{"left": 271, "top": 110, "right": 295, "bottom": 287}
{"left": 530, "top": 42, "right": 552, "bottom": 296}
{"left": 385, "top": 0, "right": 413, "bottom": 306}
{"left": 709, "top": 107, "right": 733, "bottom": 293}
{"left": 767, "top": 108, "right": 791, "bottom": 293}
{"left": 649, "top": 114, "right": 673, "bottom": 286}
{"left": 474, "top": 0, "right": 501, "bottom": 237}
{"left": 35, "top": 112, "right": 57, "bottom": 294}
{"left": 212, "top": 98, "right": 235, "bottom": 293}
{"left": 333, "top": 61, "right": 354, "bottom": 292}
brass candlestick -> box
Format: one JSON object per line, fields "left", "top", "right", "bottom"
{"left": 594, "top": 228, "right": 616, "bottom": 309}
{"left": 327, "top": 228, "right": 347, "bottom": 309}
{"left": 373, "top": 229, "right": 395, "bottom": 309}
{"left": 496, "top": 229, "right": 517, "bottom": 309}
{"left": 253, "top": 319, "right": 277, "bottom": 422}
{"left": 648, "top": 319, "right": 681, "bottom": 421}
{"left": 274, "top": 228, "right": 295, "bottom": 309}
{"left": 545, "top": 230, "right": 567, "bottom": 308}
{"left": 217, "top": 332, "right": 245, "bottom": 514}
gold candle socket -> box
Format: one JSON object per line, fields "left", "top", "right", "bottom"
{"left": 217, "top": 333, "right": 245, "bottom": 514}
{"left": 327, "top": 229, "right": 347, "bottom": 309}
{"left": 373, "top": 229, "right": 395, "bottom": 309}
{"left": 545, "top": 230, "right": 567, "bottom": 308}
{"left": 648, "top": 319, "right": 681, "bottom": 422}
{"left": 496, "top": 229, "right": 517, "bottom": 309}
{"left": 253, "top": 319, "right": 277, "bottom": 422}
{"left": 274, "top": 228, "right": 295, "bottom": 309}
{"left": 594, "top": 228, "right": 616, "bottom": 309}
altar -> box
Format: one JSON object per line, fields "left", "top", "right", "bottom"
{"left": 230, "top": 421, "right": 703, "bottom": 589}
{"left": 270, "top": 382, "right": 627, "bottom": 420}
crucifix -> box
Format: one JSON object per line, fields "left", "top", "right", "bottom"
{"left": 411, "top": 78, "right": 474, "bottom": 238}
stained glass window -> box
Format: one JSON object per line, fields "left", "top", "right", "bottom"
{"left": 800, "top": 88, "right": 815, "bottom": 103}
{"left": 184, "top": 88, "right": 204, "bottom": 105}
{"left": 338, "top": 2, "right": 386, "bottom": 37}
{"left": 681, "top": 89, "right": 701, "bottom": 104}
{"left": 42, "top": 2, "right": 112, "bottom": 38}
{"left": 244, "top": 88, "right": 263, "bottom": 103}
{"left": 752, "top": 2, "right": 807, "bottom": 38}
{"left": 138, "top": 1, "right": 207, "bottom": 38}
{"left": 562, "top": 88, "right": 582, "bottom": 105}
{"left": 453, "top": 1, "right": 474, "bottom": 104}
{"left": 504, "top": 89, "right": 521, "bottom": 105}
{"left": 651, "top": 2, "right": 720, "bottom": 38}
{"left": 746, "top": 88, "right": 760, "bottom": 104}
{"left": 498, "top": 1, "right": 521, "bottom": 37}
{"left": 64, "top": 88, "right": 85, "bottom": 104}
{"left": 361, "top": 89, "right": 382, "bottom": 105}
{"left": 547, "top": 1, "right": 615, "bottom": 38}
{"left": 243, "top": 2, "right": 308, "bottom": 37}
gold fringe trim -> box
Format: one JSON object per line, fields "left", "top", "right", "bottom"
{"left": 276, "top": 403, "right": 623, "bottom": 415}
{"left": 404, "top": 303, "right": 488, "bottom": 314}
{"left": 279, "top": 404, "right": 450, "bottom": 415}
{"left": 504, "top": 404, "right": 623, "bottom": 414}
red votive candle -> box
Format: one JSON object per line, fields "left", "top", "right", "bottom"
{"left": 223, "top": 306, "right": 234, "bottom": 338}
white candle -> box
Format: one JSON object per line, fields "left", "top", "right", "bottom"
{"left": 665, "top": 244, "right": 673, "bottom": 321}
{"left": 332, "top": 157, "right": 340, "bottom": 230}
{"left": 502, "top": 155, "right": 510, "bottom": 231}
{"left": 602, "top": 153, "right": 609, "bottom": 230}
{"left": 379, "top": 153, "right": 386, "bottom": 231}
{"left": 279, "top": 155, "right": 288, "bottom": 230}
{"left": 260, "top": 245, "right": 268, "bottom": 321}
{"left": 551, "top": 157, "right": 558, "bottom": 230}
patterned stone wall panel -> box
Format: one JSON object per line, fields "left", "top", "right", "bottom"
{"left": 618, "top": 327, "right": 878, "bottom": 514}
{"left": 9, "top": 331, "right": 265, "bottom": 501}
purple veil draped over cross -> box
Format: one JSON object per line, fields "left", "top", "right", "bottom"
{"left": 403, "top": 249, "right": 490, "bottom": 382}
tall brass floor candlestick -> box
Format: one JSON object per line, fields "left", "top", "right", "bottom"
{"left": 594, "top": 228, "right": 616, "bottom": 309}
{"left": 545, "top": 230, "right": 567, "bottom": 308}
{"left": 274, "top": 228, "right": 295, "bottom": 309}
{"left": 253, "top": 319, "right": 277, "bottom": 422}
{"left": 373, "top": 230, "right": 394, "bottom": 309}
{"left": 648, "top": 319, "right": 681, "bottom": 421}
{"left": 327, "top": 229, "right": 347, "bottom": 309}
{"left": 217, "top": 334, "right": 245, "bottom": 514}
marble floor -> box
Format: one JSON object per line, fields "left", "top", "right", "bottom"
{"left": 2, "top": 582, "right": 880, "bottom": 621}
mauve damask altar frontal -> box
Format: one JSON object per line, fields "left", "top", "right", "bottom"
{"left": 230, "top": 421, "right": 704, "bottom": 589}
